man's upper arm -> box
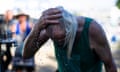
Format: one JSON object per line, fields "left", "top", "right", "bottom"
{"left": 90, "top": 21, "right": 111, "bottom": 61}
{"left": 23, "top": 24, "right": 49, "bottom": 59}
{"left": 90, "top": 20, "right": 117, "bottom": 71}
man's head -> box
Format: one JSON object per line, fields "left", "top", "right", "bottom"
{"left": 17, "top": 15, "right": 28, "bottom": 22}
{"left": 45, "top": 7, "right": 78, "bottom": 58}
{"left": 46, "top": 21, "right": 66, "bottom": 45}
{"left": 46, "top": 7, "right": 78, "bottom": 47}
{"left": 14, "top": 10, "right": 29, "bottom": 22}
{"left": 5, "top": 10, "right": 13, "bottom": 21}
{"left": 15, "top": 14, "right": 29, "bottom": 23}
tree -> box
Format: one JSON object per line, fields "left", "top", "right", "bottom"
{"left": 116, "top": 0, "right": 120, "bottom": 9}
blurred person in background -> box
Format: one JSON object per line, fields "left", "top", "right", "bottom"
{"left": 11, "top": 11, "right": 33, "bottom": 44}
{"left": 22, "top": 7, "right": 117, "bottom": 72}
{"left": 11, "top": 11, "right": 34, "bottom": 72}
{"left": 4, "top": 10, "right": 15, "bottom": 26}
{"left": 4, "top": 10, "right": 16, "bottom": 33}
{"left": 0, "top": 10, "right": 15, "bottom": 72}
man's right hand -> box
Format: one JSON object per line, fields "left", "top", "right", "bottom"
{"left": 22, "top": 8, "right": 62, "bottom": 59}
{"left": 38, "top": 8, "right": 62, "bottom": 29}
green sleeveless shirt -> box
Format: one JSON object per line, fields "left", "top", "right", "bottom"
{"left": 54, "top": 17, "right": 103, "bottom": 72}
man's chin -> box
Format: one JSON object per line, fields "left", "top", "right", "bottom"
{"left": 57, "top": 42, "right": 64, "bottom": 47}
{"left": 53, "top": 39, "right": 65, "bottom": 47}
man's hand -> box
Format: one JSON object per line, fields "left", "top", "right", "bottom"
{"left": 38, "top": 8, "right": 62, "bottom": 29}
{"left": 22, "top": 8, "right": 62, "bottom": 59}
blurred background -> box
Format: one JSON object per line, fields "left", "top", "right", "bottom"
{"left": 0, "top": 0, "right": 120, "bottom": 72}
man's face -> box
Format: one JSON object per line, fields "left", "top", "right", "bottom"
{"left": 46, "top": 23, "right": 66, "bottom": 45}
{"left": 18, "top": 15, "right": 27, "bottom": 22}
{"left": 5, "top": 10, "right": 13, "bottom": 20}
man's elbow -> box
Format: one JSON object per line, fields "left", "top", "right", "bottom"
{"left": 22, "top": 49, "right": 32, "bottom": 59}
{"left": 22, "top": 52, "right": 34, "bottom": 59}
{"left": 104, "top": 59, "right": 117, "bottom": 72}
{"left": 107, "top": 65, "right": 117, "bottom": 72}
{"left": 22, "top": 50, "right": 28, "bottom": 59}
{"left": 22, "top": 47, "right": 37, "bottom": 59}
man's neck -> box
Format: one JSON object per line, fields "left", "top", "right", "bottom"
{"left": 19, "top": 21, "right": 26, "bottom": 24}
{"left": 5, "top": 19, "right": 11, "bottom": 24}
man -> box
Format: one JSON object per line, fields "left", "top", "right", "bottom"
{"left": 22, "top": 8, "right": 117, "bottom": 72}
{"left": 4, "top": 10, "right": 15, "bottom": 27}
{"left": 12, "top": 11, "right": 33, "bottom": 44}
{"left": 11, "top": 11, "right": 34, "bottom": 72}
{"left": 0, "top": 10, "right": 15, "bottom": 72}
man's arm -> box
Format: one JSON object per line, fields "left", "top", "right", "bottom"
{"left": 90, "top": 20, "right": 117, "bottom": 72}
{"left": 22, "top": 23, "right": 49, "bottom": 59}
{"left": 22, "top": 8, "right": 62, "bottom": 59}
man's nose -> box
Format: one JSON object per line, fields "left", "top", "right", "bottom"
{"left": 52, "top": 30, "right": 65, "bottom": 39}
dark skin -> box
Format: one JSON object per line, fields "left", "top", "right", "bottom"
{"left": 23, "top": 8, "right": 117, "bottom": 72}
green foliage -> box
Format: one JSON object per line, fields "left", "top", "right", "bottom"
{"left": 116, "top": 0, "right": 120, "bottom": 9}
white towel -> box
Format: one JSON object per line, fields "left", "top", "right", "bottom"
{"left": 57, "top": 7, "right": 78, "bottom": 59}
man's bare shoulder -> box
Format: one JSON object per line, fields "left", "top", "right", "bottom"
{"left": 89, "top": 20, "right": 105, "bottom": 38}
{"left": 77, "top": 16, "right": 85, "bottom": 26}
{"left": 76, "top": 16, "right": 104, "bottom": 33}
{"left": 89, "top": 19, "right": 108, "bottom": 49}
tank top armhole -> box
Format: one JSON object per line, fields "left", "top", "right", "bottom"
{"left": 81, "top": 17, "right": 93, "bottom": 48}
{"left": 84, "top": 17, "right": 93, "bottom": 29}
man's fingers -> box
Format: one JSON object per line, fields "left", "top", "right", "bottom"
{"left": 44, "top": 20, "right": 59, "bottom": 24}
{"left": 39, "top": 8, "right": 62, "bottom": 28}
{"left": 42, "top": 20, "right": 59, "bottom": 28}
{"left": 45, "top": 14, "right": 62, "bottom": 20}
{"left": 39, "top": 19, "right": 59, "bottom": 29}
{"left": 40, "top": 15, "right": 60, "bottom": 24}
{"left": 43, "top": 8, "right": 62, "bottom": 15}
